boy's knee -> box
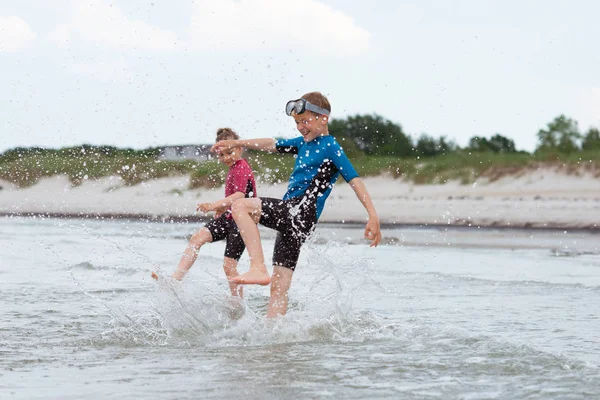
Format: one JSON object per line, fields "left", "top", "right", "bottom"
{"left": 190, "top": 230, "right": 210, "bottom": 246}
{"left": 231, "top": 199, "right": 248, "bottom": 215}
{"left": 189, "top": 235, "right": 203, "bottom": 247}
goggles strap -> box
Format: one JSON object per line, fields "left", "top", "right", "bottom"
{"left": 304, "top": 101, "right": 330, "bottom": 116}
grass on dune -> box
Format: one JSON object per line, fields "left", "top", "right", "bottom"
{"left": 0, "top": 154, "right": 196, "bottom": 188}
{"left": 0, "top": 149, "right": 295, "bottom": 188}
{"left": 353, "top": 150, "right": 600, "bottom": 184}
{"left": 0, "top": 147, "right": 598, "bottom": 189}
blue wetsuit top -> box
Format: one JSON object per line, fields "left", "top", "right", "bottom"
{"left": 275, "top": 135, "right": 359, "bottom": 220}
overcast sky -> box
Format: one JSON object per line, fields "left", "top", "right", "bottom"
{"left": 1, "top": 0, "right": 598, "bottom": 153}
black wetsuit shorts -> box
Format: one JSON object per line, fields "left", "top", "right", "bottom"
{"left": 259, "top": 196, "right": 317, "bottom": 270}
{"left": 204, "top": 212, "right": 245, "bottom": 261}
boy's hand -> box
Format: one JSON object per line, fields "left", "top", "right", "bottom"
{"left": 197, "top": 202, "right": 213, "bottom": 213}
{"left": 364, "top": 217, "right": 382, "bottom": 247}
{"left": 211, "top": 140, "right": 238, "bottom": 152}
{"left": 213, "top": 204, "right": 227, "bottom": 216}
{"left": 151, "top": 271, "right": 158, "bottom": 280}
{"left": 214, "top": 205, "right": 227, "bottom": 218}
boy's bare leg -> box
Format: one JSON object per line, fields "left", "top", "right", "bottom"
{"left": 222, "top": 257, "right": 243, "bottom": 297}
{"left": 267, "top": 266, "right": 294, "bottom": 318}
{"left": 229, "top": 198, "right": 270, "bottom": 285}
{"left": 172, "top": 228, "right": 212, "bottom": 280}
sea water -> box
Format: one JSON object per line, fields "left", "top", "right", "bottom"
{"left": 1, "top": 217, "right": 599, "bottom": 399}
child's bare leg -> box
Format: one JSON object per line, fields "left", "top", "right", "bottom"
{"left": 173, "top": 228, "right": 212, "bottom": 280}
{"left": 229, "top": 198, "right": 270, "bottom": 285}
{"left": 267, "top": 266, "right": 294, "bottom": 318}
{"left": 222, "top": 257, "right": 243, "bottom": 297}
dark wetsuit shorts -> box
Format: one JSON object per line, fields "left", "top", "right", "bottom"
{"left": 259, "top": 196, "right": 317, "bottom": 270}
{"left": 204, "top": 213, "right": 245, "bottom": 261}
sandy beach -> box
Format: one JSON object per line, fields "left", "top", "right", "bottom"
{"left": 1, "top": 167, "right": 600, "bottom": 229}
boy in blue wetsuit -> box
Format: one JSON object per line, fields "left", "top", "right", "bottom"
{"left": 211, "top": 92, "right": 381, "bottom": 317}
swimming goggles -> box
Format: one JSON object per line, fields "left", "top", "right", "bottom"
{"left": 285, "top": 98, "right": 330, "bottom": 116}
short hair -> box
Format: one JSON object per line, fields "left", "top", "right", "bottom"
{"left": 301, "top": 92, "right": 331, "bottom": 114}
{"left": 215, "top": 127, "right": 239, "bottom": 142}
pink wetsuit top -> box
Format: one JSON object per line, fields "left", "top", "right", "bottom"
{"left": 224, "top": 159, "right": 257, "bottom": 217}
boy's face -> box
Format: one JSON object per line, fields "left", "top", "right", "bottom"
{"left": 217, "top": 146, "right": 242, "bottom": 167}
{"left": 292, "top": 111, "right": 328, "bottom": 142}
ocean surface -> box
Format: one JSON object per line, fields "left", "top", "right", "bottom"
{"left": 1, "top": 216, "right": 599, "bottom": 399}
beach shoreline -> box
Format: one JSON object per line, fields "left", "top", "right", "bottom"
{"left": 1, "top": 211, "right": 598, "bottom": 232}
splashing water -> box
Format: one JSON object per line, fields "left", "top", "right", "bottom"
{"left": 2, "top": 217, "right": 600, "bottom": 398}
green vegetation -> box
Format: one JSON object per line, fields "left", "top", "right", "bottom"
{"left": 384, "top": 151, "right": 600, "bottom": 184}
{"left": 0, "top": 146, "right": 192, "bottom": 188}
{"left": 1, "top": 114, "right": 598, "bottom": 189}
{"left": 0, "top": 145, "right": 296, "bottom": 189}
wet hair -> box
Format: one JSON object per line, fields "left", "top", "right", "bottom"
{"left": 215, "top": 127, "right": 239, "bottom": 142}
{"left": 301, "top": 92, "right": 331, "bottom": 115}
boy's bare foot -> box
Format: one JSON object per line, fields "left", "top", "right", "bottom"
{"left": 151, "top": 271, "right": 158, "bottom": 280}
{"left": 229, "top": 267, "right": 270, "bottom": 286}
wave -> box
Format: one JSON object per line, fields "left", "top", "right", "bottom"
{"left": 550, "top": 248, "right": 600, "bottom": 257}
{"left": 69, "top": 261, "right": 140, "bottom": 275}
{"left": 399, "top": 270, "right": 600, "bottom": 291}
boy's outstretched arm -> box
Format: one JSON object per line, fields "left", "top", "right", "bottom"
{"left": 211, "top": 138, "right": 277, "bottom": 153}
{"left": 197, "top": 191, "right": 246, "bottom": 214}
{"left": 348, "top": 177, "right": 382, "bottom": 247}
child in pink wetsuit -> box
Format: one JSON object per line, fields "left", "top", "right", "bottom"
{"left": 152, "top": 128, "right": 257, "bottom": 297}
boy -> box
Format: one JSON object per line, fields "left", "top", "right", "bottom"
{"left": 211, "top": 92, "right": 381, "bottom": 317}
{"left": 152, "top": 128, "right": 257, "bottom": 298}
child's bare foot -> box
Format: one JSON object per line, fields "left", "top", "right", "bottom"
{"left": 151, "top": 271, "right": 158, "bottom": 280}
{"left": 229, "top": 266, "right": 270, "bottom": 286}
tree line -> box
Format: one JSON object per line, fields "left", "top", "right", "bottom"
{"left": 329, "top": 114, "right": 600, "bottom": 158}
{"left": 1, "top": 114, "right": 599, "bottom": 162}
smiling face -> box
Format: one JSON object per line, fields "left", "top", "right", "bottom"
{"left": 292, "top": 111, "right": 329, "bottom": 142}
{"left": 217, "top": 146, "right": 242, "bottom": 167}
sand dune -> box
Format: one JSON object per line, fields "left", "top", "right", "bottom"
{"left": 1, "top": 169, "right": 599, "bottom": 229}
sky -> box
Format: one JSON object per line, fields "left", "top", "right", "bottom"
{"left": 1, "top": 0, "right": 599, "bottom": 153}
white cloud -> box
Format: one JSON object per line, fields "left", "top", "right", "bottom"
{"left": 0, "top": 16, "right": 37, "bottom": 52}
{"left": 47, "top": 23, "right": 71, "bottom": 47}
{"left": 48, "top": 0, "right": 178, "bottom": 51}
{"left": 187, "top": 0, "right": 370, "bottom": 54}
{"left": 64, "top": 59, "right": 132, "bottom": 82}
{"left": 47, "top": 0, "right": 370, "bottom": 55}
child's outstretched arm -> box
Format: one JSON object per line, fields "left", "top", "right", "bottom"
{"left": 348, "top": 177, "right": 382, "bottom": 247}
{"left": 211, "top": 138, "right": 277, "bottom": 153}
{"left": 197, "top": 191, "right": 246, "bottom": 215}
